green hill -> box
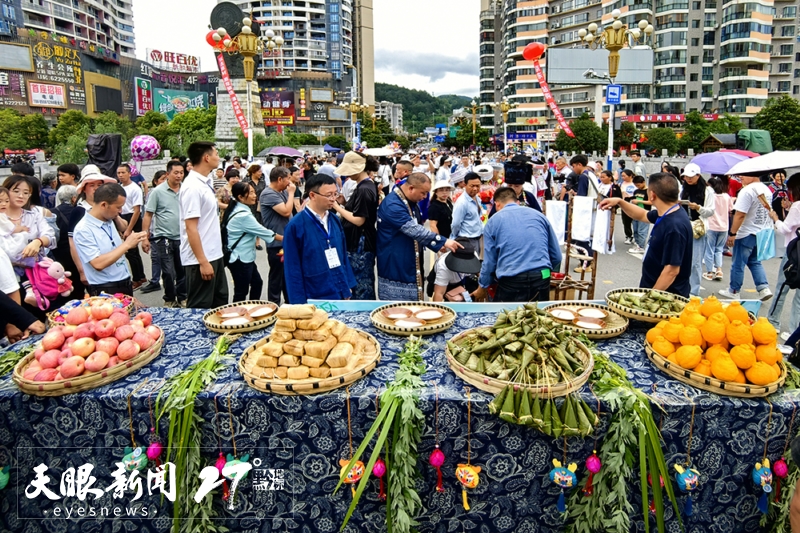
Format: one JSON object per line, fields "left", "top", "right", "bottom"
{"left": 375, "top": 82, "right": 472, "bottom": 133}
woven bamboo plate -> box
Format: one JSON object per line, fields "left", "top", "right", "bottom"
{"left": 444, "top": 327, "right": 594, "bottom": 396}
{"left": 238, "top": 330, "right": 381, "bottom": 395}
{"left": 203, "top": 300, "right": 279, "bottom": 333}
{"left": 12, "top": 329, "right": 164, "bottom": 397}
{"left": 542, "top": 301, "right": 629, "bottom": 340}
{"left": 47, "top": 296, "right": 136, "bottom": 328}
{"left": 605, "top": 288, "right": 690, "bottom": 324}
{"left": 370, "top": 302, "right": 457, "bottom": 337}
{"left": 644, "top": 341, "right": 786, "bottom": 398}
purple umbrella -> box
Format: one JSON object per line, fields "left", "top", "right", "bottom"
{"left": 690, "top": 151, "right": 748, "bottom": 175}
{"left": 267, "top": 146, "right": 303, "bottom": 158}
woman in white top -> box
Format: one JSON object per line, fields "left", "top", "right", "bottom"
{"left": 767, "top": 173, "right": 800, "bottom": 335}
{"left": 0, "top": 176, "right": 55, "bottom": 272}
{"left": 679, "top": 164, "right": 715, "bottom": 297}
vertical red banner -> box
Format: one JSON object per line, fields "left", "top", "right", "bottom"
{"left": 216, "top": 53, "right": 249, "bottom": 137}
{"left": 533, "top": 60, "right": 575, "bottom": 138}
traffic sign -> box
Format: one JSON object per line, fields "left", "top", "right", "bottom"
{"left": 606, "top": 84, "right": 622, "bottom": 105}
{"left": 434, "top": 136, "right": 445, "bottom": 143}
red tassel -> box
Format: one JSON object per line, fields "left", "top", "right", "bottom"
{"left": 775, "top": 477, "right": 781, "bottom": 502}
{"left": 649, "top": 499, "right": 656, "bottom": 514}
{"left": 379, "top": 477, "right": 386, "bottom": 500}
{"left": 222, "top": 480, "right": 230, "bottom": 501}
{"left": 435, "top": 466, "right": 444, "bottom": 492}
{"left": 582, "top": 471, "right": 595, "bottom": 497}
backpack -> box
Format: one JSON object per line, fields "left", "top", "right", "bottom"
{"left": 782, "top": 228, "right": 800, "bottom": 290}
{"left": 221, "top": 211, "right": 247, "bottom": 267}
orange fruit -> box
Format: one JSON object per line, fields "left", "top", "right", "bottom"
{"left": 694, "top": 359, "right": 712, "bottom": 377}
{"left": 700, "top": 314, "right": 727, "bottom": 345}
{"left": 745, "top": 362, "right": 778, "bottom": 385}
{"left": 727, "top": 320, "right": 753, "bottom": 346}
{"left": 755, "top": 343, "right": 781, "bottom": 366}
{"left": 752, "top": 317, "right": 778, "bottom": 345}
{"left": 653, "top": 336, "right": 676, "bottom": 357}
{"left": 679, "top": 326, "right": 703, "bottom": 347}
{"left": 711, "top": 353, "right": 740, "bottom": 381}
{"left": 724, "top": 301, "right": 750, "bottom": 324}
{"left": 675, "top": 345, "right": 703, "bottom": 369}
{"left": 705, "top": 345, "right": 729, "bottom": 364}
{"left": 700, "top": 296, "right": 724, "bottom": 318}
{"left": 663, "top": 318, "right": 684, "bottom": 344}
{"left": 730, "top": 344, "right": 756, "bottom": 370}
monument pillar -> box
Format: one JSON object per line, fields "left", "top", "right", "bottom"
{"left": 215, "top": 79, "right": 265, "bottom": 153}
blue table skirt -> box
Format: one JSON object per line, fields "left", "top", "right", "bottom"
{"left": 0, "top": 303, "right": 796, "bottom": 533}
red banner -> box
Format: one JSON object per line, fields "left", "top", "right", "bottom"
{"left": 216, "top": 53, "right": 249, "bottom": 138}
{"left": 533, "top": 60, "right": 575, "bottom": 138}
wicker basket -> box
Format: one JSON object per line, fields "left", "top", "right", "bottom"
{"left": 605, "top": 288, "right": 690, "bottom": 324}
{"left": 203, "top": 301, "right": 279, "bottom": 334}
{"left": 47, "top": 296, "right": 137, "bottom": 328}
{"left": 542, "top": 301, "right": 629, "bottom": 340}
{"left": 644, "top": 341, "right": 786, "bottom": 397}
{"left": 12, "top": 329, "right": 164, "bottom": 397}
{"left": 444, "top": 327, "right": 594, "bottom": 396}
{"left": 238, "top": 330, "right": 381, "bottom": 395}
{"left": 370, "top": 302, "right": 457, "bottom": 337}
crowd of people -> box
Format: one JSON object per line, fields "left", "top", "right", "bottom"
{"left": 0, "top": 143, "right": 797, "bottom": 345}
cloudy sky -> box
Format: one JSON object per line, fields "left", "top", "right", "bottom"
{"left": 132, "top": 0, "right": 480, "bottom": 97}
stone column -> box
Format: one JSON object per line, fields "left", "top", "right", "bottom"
{"left": 214, "top": 79, "right": 266, "bottom": 153}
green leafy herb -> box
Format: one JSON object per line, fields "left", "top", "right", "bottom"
{"left": 0, "top": 345, "right": 34, "bottom": 378}
{"left": 155, "top": 335, "right": 234, "bottom": 533}
{"left": 566, "top": 345, "right": 682, "bottom": 533}
{"left": 336, "top": 337, "right": 426, "bottom": 533}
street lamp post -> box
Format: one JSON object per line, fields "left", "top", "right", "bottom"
{"left": 490, "top": 96, "right": 518, "bottom": 155}
{"left": 469, "top": 99, "right": 479, "bottom": 147}
{"left": 338, "top": 100, "right": 368, "bottom": 149}
{"left": 579, "top": 11, "right": 653, "bottom": 170}
{"left": 214, "top": 18, "right": 283, "bottom": 162}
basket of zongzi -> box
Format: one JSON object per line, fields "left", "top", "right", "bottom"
{"left": 605, "top": 288, "right": 689, "bottom": 324}
{"left": 444, "top": 304, "right": 594, "bottom": 397}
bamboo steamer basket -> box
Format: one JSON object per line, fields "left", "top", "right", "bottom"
{"left": 238, "top": 330, "right": 381, "bottom": 395}
{"left": 370, "top": 302, "right": 457, "bottom": 337}
{"left": 542, "top": 301, "right": 629, "bottom": 340}
{"left": 203, "top": 300, "right": 279, "bottom": 333}
{"left": 644, "top": 340, "right": 786, "bottom": 398}
{"left": 444, "top": 326, "right": 594, "bottom": 397}
{"left": 12, "top": 329, "right": 164, "bottom": 396}
{"left": 605, "top": 288, "right": 690, "bottom": 324}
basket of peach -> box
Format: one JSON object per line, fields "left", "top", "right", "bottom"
{"left": 644, "top": 296, "right": 786, "bottom": 397}
{"left": 12, "top": 303, "right": 164, "bottom": 396}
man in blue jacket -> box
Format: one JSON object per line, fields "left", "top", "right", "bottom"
{"left": 283, "top": 174, "right": 356, "bottom": 304}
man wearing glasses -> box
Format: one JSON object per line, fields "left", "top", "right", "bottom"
{"left": 260, "top": 166, "right": 296, "bottom": 304}
{"left": 282, "top": 174, "right": 355, "bottom": 304}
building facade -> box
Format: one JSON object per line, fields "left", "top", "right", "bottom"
{"left": 374, "top": 100, "right": 403, "bottom": 133}
{"left": 19, "top": 0, "right": 135, "bottom": 58}
{"left": 0, "top": 0, "right": 22, "bottom": 37}
{"left": 483, "top": 0, "right": 800, "bottom": 135}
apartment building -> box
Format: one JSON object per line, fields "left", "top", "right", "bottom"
{"left": 226, "top": 0, "right": 374, "bottom": 104}
{"left": 374, "top": 100, "right": 403, "bottom": 133}
{"left": 20, "top": 0, "right": 135, "bottom": 57}
{"left": 482, "top": 0, "right": 800, "bottom": 135}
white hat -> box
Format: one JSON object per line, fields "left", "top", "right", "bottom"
{"left": 81, "top": 164, "right": 103, "bottom": 180}
{"left": 451, "top": 167, "right": 468, "bottom": 184}
{"left": 444, "top": 156, "right": 454, "bottom": 164}
{"left": 77, "top": 165, "right": 116, "bottom": 193}
{"left": 432, "top": 179, "right": 454, "bottom": 191}
{"left": 474, "top": 164, "right": 494, "bottom": 181}
{"left": 682, "top": 163, "right": 702, "bottom": 178}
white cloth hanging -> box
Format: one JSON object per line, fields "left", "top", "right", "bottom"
{"left": 591, "top": 208, "right": 615, "bottom": 255}
{"left": 571, "top": 196, "right": 594, "bottom": 243}
{"left": 545, "top": 200, "right": 567, "bottom": 245}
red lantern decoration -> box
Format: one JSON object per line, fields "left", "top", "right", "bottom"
{"left": 206, "top": 30, "right": 225, "bottom": 50}
{"left": 522, "top": 42, "right": 547, "bottom": 61}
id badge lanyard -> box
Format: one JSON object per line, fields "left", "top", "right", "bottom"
{"left": 644, "top": 204, "right": 679, "bottom": 255}
{"left": 304, "top": 209, "right": 341, "bottom": 269}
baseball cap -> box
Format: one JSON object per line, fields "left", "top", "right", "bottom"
{"left": 682, "top": 163, "right": 702, "bottom": 178}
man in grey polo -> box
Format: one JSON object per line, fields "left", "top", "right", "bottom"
{"left": 142, "top": 161, "right": 186, "bottom": 307}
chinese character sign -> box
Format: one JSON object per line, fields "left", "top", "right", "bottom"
{"left": 135, "top": 78, "right": 153, "bottom": 117}
{"left": 147, "top": 49, "right": 200, "bottom": 73}
{"left": 154, "top": 89, "right": 207, "bottom": 121}
{"left": 261, "top": 89, "right": 295, "bottom": 127}
{"left": 27, "top": 81, "right": 66, "bottom": 109}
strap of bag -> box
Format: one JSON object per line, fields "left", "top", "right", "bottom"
{"left": 227, "top": 211, "right": 248, "bottom": 252}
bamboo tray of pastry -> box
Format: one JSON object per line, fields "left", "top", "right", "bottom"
{"left": 203, "top": 300, "right": 278, "bottom": 333}
{"left": 542, "top": 302, "right": 629, "bottom": 340}
{"left": 370, "top": 302, "right": 457, "bottom": 336}
{"left": 238, "top": 304, "right": 381, "bottom": 395}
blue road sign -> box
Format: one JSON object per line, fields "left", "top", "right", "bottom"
{"left": 434, "top": 135, "right": 445, "bottom": 143}
{"left": 606, "top": 84, "right": 622, "bottom": 105}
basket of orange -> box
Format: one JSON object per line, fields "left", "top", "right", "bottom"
{"left": 644, "top": 296, "right": 786, "bottom": 397}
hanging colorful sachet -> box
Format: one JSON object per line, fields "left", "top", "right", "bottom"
{"left": 122, "top": 380, "right": 150, "bottom": 472}
{"left": 549, "top": 457, "right": 578, "bottom": 513}
{"left": 455, "top": 388, "right": 481, "bottom": 511}
{"left": 753, "top": 399, "right": 775, "bottom": 514}
{"left": 224, "top": 385, "right": 251, "bottom": 506}
{"left": 673, "top": 391, "right": 701, "bottom": 517}
{"left": 213, "top": 385, "right": 230, "bottom": 501}
{"left": 372, "top": 387, "right": 387, "bottom": 501}
{"left": 340, "top": 387, "right": 365, "bottom": 498}
{"left": 146, "top": 380, "right": 164, "bottom": 467}
{"left": 772, "top": 398, "right": 795, "bottom": 502}
{"left": 582, "top": 386, "right": 602, "bottom": 497}
{"left": 429, "top": 382, "right": 446, "bottom": 493}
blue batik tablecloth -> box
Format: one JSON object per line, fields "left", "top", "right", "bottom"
{"left": 0, "top": 302, "right": 796, "bottom": 533}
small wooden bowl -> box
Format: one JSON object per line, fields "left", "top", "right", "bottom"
{"left": 413, "top": 308, "right": 446, "bottom": 321}
{"left": 572, "top": 317, "right": 606, "bottom": 330}
{"left": 577, "top": 307, "right": 609, "bottom": 319}
{"left": 393, "top": 317, "right": 426, "bottom": 328}
{"left": 217, "top": 306, "right": 248, "bottom": 319}
{"left": 549, "top": 308, "right": 578, "bottom": 322}
{"left": 382, "top": 307, "right": 413, "bottom": 320}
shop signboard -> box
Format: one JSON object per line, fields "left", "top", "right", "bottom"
{"left": 153, "top": 88, "right": 207, "bottom": 121}
{"left": 135, "top": 78, "right": 153, "bottom": 117}
{"left": 261, "top": 89, "right": 295, "bottom": 126}
{"left": 27, "top": 81, "right": 66, "bottom": 108}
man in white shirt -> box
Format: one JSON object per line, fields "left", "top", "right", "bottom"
{"left": 720, "top": 173, "right": 774, "bottom": 301}
{"left": 262, "top": 156, "right": 276, "bottom": 178}
{"left": 180, "top": 142, "right": 228, "bottom": 308}
{"left": 117, "top": 164, "right": 147, "bottom": 289}
{"left": 631, "top": 150, "right": 647, "bottom": 180}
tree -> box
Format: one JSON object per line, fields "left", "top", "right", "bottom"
{"left": 51, "top": 125, "right": 91, "bottom": 164}
{"left": 20, "top": 114, "right": 50, "bottom": 150}
{"left": 709, "top": 113, "right": 744, "bottom": 134}
{"left": 754, "top": 95, "right": 800, "bottom": 150}
{"left": 168, "top": 106, "right": 217, "bottom": 136}
{"left": 678, "top": 110, "right": 710, "bottom": 154}
{"left": 135, "top": 110, "right": 169, "bottom": 133}
{"left": 454, "top": 124, "right": 490, "bottom": 149}
{"left": 614, "top": 121, "right": 639, "bottom": 150}
{"left": 48, "top": 109, "right": 90, "bottom": 147}
{"left": 322, "top": 135, "right": 348, "bottom": 150}
{"left": 643, "top": 127, "right": 678, "bottom": 155}
{"left": 554, "top": 114, "right": 606, "bottom": 154}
